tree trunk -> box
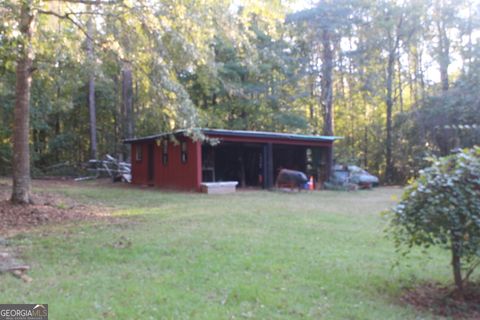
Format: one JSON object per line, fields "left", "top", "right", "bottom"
{"left": 212, "top": 93, "right": 217, "bottom": 106}
{"left": 435, "top": 3, "right": 450, "bottom": 92}
{"left": 417, "top": 47, "right": 426, "bottom": 101}
{"left": 385, "top": 48, "right": 395, "bottom": 184}
{"left": 397, "top": 52, "right": 403, "bottom": 113}
{"left": 11, "top": 3, "right": 35, "bottom": 205}
{"left": 466, "top": 1, "right": 473, "bottom": 70}
{"left": 363, "top": 124, "right": 368, "bottom": 168}
{"left": 320, "top": 29, "right": 334, "bottom": 136}
{"left": 385, "top": 16, "right": 402, "bottom": 184}
{"left": 307, "top": 80, "right": 315, "bottom": 131}
{"left": 438, "top": 33, "right": 449, "bottom": 92}
{"left": 451, "top": 239, "right": 464, "bottom": 297}
{"left": 408, "top": 48, "right": 417, "bottom": 106}
{"left": 87, "top": 15, "right": 97, "bottom": 160}
{"left": 122, "top": 61, "right": 134, "bottom": 160}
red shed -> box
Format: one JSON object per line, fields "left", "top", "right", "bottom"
{"left": 124, "top": 129, "right": 340, "bottom": 191}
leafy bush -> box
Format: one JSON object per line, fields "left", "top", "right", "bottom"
{"left": 389, "top": 147, "right": 480, "bottom": 295}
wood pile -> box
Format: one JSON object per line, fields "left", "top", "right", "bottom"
{"left": 75, "top": 154, "right": 131, "bottom": 182}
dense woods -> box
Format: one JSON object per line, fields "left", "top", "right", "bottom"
{"left": 1, "top": 0, "right": 479, "bottom": 190}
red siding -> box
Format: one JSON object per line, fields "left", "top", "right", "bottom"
{"left": 131, "top": 143, "right": 149, "bottom": 185}
{"left": 131, "top": 137, "right": 202, "bottom": 191}
{"left": 154, "top": 137, "right": 201, "bottom": 191}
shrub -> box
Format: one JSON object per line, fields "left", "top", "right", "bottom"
{"left": 389, "top": 147, "right": 480, "bottom": 295}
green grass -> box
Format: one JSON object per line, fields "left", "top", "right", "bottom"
{"left": 0, "top": 184, "right": 454, "bottom": 319}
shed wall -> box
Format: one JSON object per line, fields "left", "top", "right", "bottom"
{"left": 131, "top": 143, "right": 149, "bottom": 185}
{"left": 155, "top": 137, "right": 201, "bottom": 190}
{"left": 130, "top": 138, "right": 201, "bottom": 191}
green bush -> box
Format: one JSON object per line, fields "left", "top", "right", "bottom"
{"left": 389, "top": 147, "right": 480, "bottom": 295}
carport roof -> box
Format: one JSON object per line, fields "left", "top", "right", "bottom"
{"left": 124, "top": 128, "right": 342, "bottom": 144}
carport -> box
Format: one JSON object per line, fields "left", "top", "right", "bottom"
{"left": 200, "top": 129, "right": 338, "bottom": 189}
{"left": 125, "top": 129, "right": 339, "bottom": 191}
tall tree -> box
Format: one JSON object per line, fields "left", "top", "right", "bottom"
{"left": 121, "top": 60, "right": 134, "bottom": 158}
{"left": 432, "top": 0, "right": 454, "bottom": 92}
{"left": 86, "top": 12, "right": 97, "bottom": 160}
{"left": 320, "top": 28, "right": 334, "bottom": 136}
{"left": 383, "top": 7, "right": 404, "bottom": 183}
{"left": 11, "top": 1, "right": 35, "bottom": 204}
{"left": 287, "top": 0, "right": 359, "bottom": 136}
{"left": 365, "top": 1, "right": 419, "bottom": 182}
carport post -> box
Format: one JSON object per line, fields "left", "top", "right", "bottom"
{"left": 326, "top": 144, "right": 333, "bottom": 181}
{"left": 263, "top": 143, "right": 274, "bottom": 189}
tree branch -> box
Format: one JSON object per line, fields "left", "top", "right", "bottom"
{"left": 36, "top": 9, "right": 113, "bottom": 49}
{"left": 43, "top": 10, "right": 120, "bottom": 17}
{"left": 42, "top": 0, "right": 119, "bottom": 5}
{"left": 463, "top": 259, "right": 480, "bottom": 283}
{"left": 37, "top": 9, "right": 91, "bottom": 41}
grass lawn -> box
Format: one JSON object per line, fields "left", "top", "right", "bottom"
{"left": 0, "top": 182, "right": 454, "bottom": 319}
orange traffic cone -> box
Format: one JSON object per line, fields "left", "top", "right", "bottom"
{"left": 309, "top": 176, "right": 314, "bottom": 190}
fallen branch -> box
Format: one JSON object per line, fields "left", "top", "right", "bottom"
{"left": 11, "top": 269, "right": 32, "bottom": 283}
{"left": 6, "top": 265, "right": 30, "bottom": 272}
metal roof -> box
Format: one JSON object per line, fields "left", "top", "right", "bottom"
{"left": 124, "top": 128, "right": 341, "bottom": 144}
{"left": 202, "top": 129, "right": 340, "bottom": 142}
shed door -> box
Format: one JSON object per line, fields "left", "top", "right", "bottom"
{"left": 147, "top": 143, "right": 155, "bottom": 184}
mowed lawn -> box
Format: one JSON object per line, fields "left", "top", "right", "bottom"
{"left": 0, "top": 183, "right": 453, "bottom": 319}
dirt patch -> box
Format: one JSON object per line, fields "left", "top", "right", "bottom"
{"left": 0, "top": 179, "right": 112, "bottom": 237}
{"left": 401, "top": 282, "right": 480, "bottom": 319}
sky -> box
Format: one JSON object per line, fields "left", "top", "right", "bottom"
{"left": 284, "top": 0, "right": 315, "bottom": 12}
